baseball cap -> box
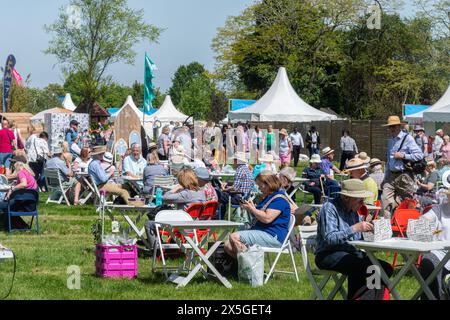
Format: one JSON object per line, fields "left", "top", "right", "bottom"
{"left": 70, "top": 120, "right": 79, "bottom": 126}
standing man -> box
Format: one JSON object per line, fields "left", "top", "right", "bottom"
{"left": 340, "top": 130, "right": 358, "bottom": 171}
{"left": 414, "top": 125, "right": 429, "bottom": 158}
{"left": 65, "top": 120, "right": 79, "bottom": 146}
{"left": 382, "top": 116, "right": 423, "bottom": 219}
{"left": 434, "top": 129, "right": 444, "bottom": 160}
{"left": 289, "top": 127, "right": 304, "bottom": 167}
{"left": 306, "top": 126, "right": 320, "bottom": 158}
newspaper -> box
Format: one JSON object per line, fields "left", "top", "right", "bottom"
{"left": 406, "top": 217, "right": 437, "bottom": 242}
{"left": 363, "top": 218, "right": 392, "bottom": 242}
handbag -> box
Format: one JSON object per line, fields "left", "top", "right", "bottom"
{"left": 398, "top": 134, "right": 426, "bottom": 174}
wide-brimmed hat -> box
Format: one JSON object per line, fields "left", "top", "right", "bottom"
{"left": 259, "top": 153, "right": 274, "bottom": 163}
{"left": 442, "top": 170, "right": 450, "bottom": 189}
{"left": 369, "top": 158, "right": 383, "bottom": 167}
{"left": 356, "top": 152, "right": 371, "bottom": 164}
{"left": 280, "top": 129, "right": 288, "bottom": 136}
{"left": 413, "top": 125, "right": 425, "bottom": 132}
{"left": 148, "top": 142, "right": 157, "bottom": 152}
{"left": 10, "top": 154, "right": 28, "bottom": 164}
{"left": 279, "top": 167, "right": 296, "bottom": 182}
{"left": 91, "top": 146, "right": 107, "bottom": 156}
{"left": 345, "top": 158, "right": 368, "bottom": 171}
{"left": 103, "top": 152, "right": 113, "bottom": 164}
{"left": 436, "top": 129, "right": 444, "bottom": 135}
{"left": 309, "top": 154, "right": 322, "bottom": 163}
{"left": 338, "top": 179, "right": 374, "bottom": 199}
{"left": 321, "top": 147, "right": 334, "bottom": 157}
{"left": 195, "top": 167, "right": 212, "bottom": 181}
{"left": 52, "top": 145, "right": 63, "bottom": 155}
{"left": 382, "top": 116, "right": 407, "bottom": 127}
{"left": 230, "top": 151, "right": 248, "bottom": 164}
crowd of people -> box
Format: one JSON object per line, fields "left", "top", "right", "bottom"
{"left": 0, "top": 114, "right": 449, "bottom": 300}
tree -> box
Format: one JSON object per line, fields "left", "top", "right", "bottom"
{"left": 169, "top": 62, "right": 206, "bottom": 106}
{"left": 178, "top": 76, "right": 215, "bottom": 120}
{"left": 45, "top": 0, "right": 162, "bottom": 112}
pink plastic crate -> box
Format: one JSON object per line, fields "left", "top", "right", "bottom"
{"left": 95, "top": 244, "right": 138, "bottom": 279}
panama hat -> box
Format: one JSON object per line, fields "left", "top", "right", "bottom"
{"left": 103, "top": 152, "right": 113, "bottom": 164}
{"left": 148, "top": 142, "right": 157, "bottom": 152}
{"left": 280, "top": 129, "right": 288, "bottom": 136}
{"left": 382, "top": 116, "right": 407, "bottom": 127}
{"left": 442, "top": 170, "right": 450, "bottom": 189}
{"left": 51, "top": 145, "right": 63, "bottom": 155}
{"left": 369, "top": 158, "right": 383, "bottom": 167}
{"left": 91, "top": 145, "right": 107, "bottom": 156}
{"left": 321, "top": 147, "right": 334, "bottom": 157}
{"left": 345, "top": 158, "right": 369, "bottom": 171}
{"left": 259, "top": 153, "right": 275, "bottom": 163}
{"left": 356, "top": 152, "right": 371, "bottom": 164}
{"left": 436, "top": 129, "right": 444, "bottom": 134}
{"left": 309, "top": 154, "right": 322, "bottom": 163}
{"left": 338, "top": 179, "right": 374, "bottom": 199}
{"left": 230, "top": 151, "right": 248, "bottom": 164}
{"left": 413, "top": 125, "right": 425, "bottom": 132}
{"left": 279, "top": 167, "right": 297, "bottom": 182}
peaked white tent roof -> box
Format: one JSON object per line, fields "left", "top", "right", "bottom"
{"left": 62, "top": 93, "right": 77, "bottom": 111}
{"left": 404, "top": 85, "right": 450, "bottom": 123}
{"left": 422, "top": 85, "right": 450, "bottom": 122}
{"left": 148, "top": 95, "right": 189, "bottom": 123}
{"left": 114, "top": 95, "right": 144, "bottom": 120}
{"left": 31, "top": 107, "right": 72, "bottom": 122}
{"left": 228, "top": 67, "right": 338, "bottom": 122}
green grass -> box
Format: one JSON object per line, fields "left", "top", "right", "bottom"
{"left": 0, "top": 178, "right": 421, "bottom": 300}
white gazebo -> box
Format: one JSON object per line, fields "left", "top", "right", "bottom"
{"left": 62, "top": 93, "right": 77, "bottom": 111}
{"left": 228, "top": 67, "right": 338, "bottom": 122}
{"left": 404, "top": 85, "right": 450, "bottom": 124}
{"left": 148, "top": 95, "right": 189, "bottom": 123}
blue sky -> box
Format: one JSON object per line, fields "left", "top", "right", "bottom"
{"left": 2, "top": 0, "right": 417, "bottom": 92}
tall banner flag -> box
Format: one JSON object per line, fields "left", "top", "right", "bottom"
{"left": 3, "top": 54, "right": 16, "bottom": 113}
{"left": 143, "top": 52, "right": 157, "bottom": 114}
{"left": 12, "top": 68, "right": 23, "bottom": 86}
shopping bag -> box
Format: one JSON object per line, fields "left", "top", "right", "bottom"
{"left": 237, "top": 245, "right": 264, "bottom": 287}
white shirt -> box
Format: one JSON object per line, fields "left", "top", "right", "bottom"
{"left": 123, "top": 155, "right": 146, "bottom": 176}
{"left": 434, "top": 135, "right": 444, "bottom": 156}
{"left": 25, "top": 135, "right": 49, "bottom": 162}
{"left": 74, "top": 157, "right": 92, "bottom": 173}
{"left": 424, "top": 204, "right": 450, "bottom": 270}
{"left": 289, "top": 132, "right": 304, "bottom": 147}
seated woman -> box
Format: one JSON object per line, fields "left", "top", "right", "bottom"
{"left": 73, "top": 148, "right": 93, "bottom": 205}
{"left": 278, "top": 167, "right": 297, "bottom": 200}
{"left": 224, "top": 171, "right": 291, "bottom": 259}
{"left": 163, "top": 167, "right": 206, "bottom": 210}
{"left": 315, "top": 179, "right": 393, "bottom": 300}
{"left": 195, "top": 167, "right": 218, "bottom": 201}
{"left": 9, "top": 160, "right": 38, "bottom": 192}
{"left": 143, "top": 151, "right": 169, "bottom": 194}
{"left": 416, "top": 159, "right": 439, "bottom": 208}
{"left": 418, "top": 190, "right": 450, "bottom": 300}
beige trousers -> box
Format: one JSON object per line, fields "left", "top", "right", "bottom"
{"left": 100, "top": 183, "right": 131, "bottom": 204}
{"left": 381, "top": 171, "right": 417, "bottom": 220}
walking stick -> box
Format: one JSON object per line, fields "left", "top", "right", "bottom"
{"left": 319, "top": 176, "right": 326, "bottom": 198}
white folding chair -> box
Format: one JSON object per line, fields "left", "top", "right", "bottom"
{"left": 152, "top": 210, "right": 198, "bottom": 278}
{"left": 261, "top": 214, "right": 299, "bottom": 284}
{"left": 149, "top": 175, "right": 176, "bottom": 200}
{"left": 44, "top": 168, "right": 75, "bottom": 206}
{"left": 0, "top": 174, "right": 9, "bottom": 185}
{"left": 298, "top": 225, "right": 347, "bottom": 300}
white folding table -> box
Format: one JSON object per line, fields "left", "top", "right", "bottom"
{"left": 157, "top": 220, "right": 243, "bottom": 289}
{"left": 75, "top": 172, "right": 96, "bottom": 204}
{"left": 349, "top": 238, "right": 450, "bottom": 300}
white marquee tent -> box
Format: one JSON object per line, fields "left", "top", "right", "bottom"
{"left": 147, "top": 95, "right": 189, "bottom": 123}
{"left": 62, "top": 93, "right": 77, "bottom": 111}
{"left": 404, "top": 85, "right": 450, "bottom": 124}
{"left": 228, "top": 67, "right": 338, "bottom": 122}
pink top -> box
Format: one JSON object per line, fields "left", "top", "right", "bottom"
{"left": 17, "top": 168, "right": 38, "bottom": 190}
{"left": 441, "top": 143, "right": 450, "bottom": 160}
{"left": 0, "top": 128, "right": 15, "bottom": 153}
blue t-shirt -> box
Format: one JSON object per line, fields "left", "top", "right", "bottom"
{"left": 253, "top": 190, "right": 291, "bottom": 244}
{"left": 320, "top": 157, "right": 333, "bottom": 175}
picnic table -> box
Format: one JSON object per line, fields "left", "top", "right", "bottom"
{"left": 349, "top": 238, "right": 450, "bottom": 300}
{"left": 104, "top": 204, "right": 158, "bottom": 248}
{"left": 158, "top": 220, "right": 243, "bottom": 288}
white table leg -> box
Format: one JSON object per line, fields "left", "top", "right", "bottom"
{"left": 122, "top": 213, "right": 149, "bottom": 247}
{"left": 364, "top": 249, "right": 405, "bottom": 300}
{"left": 410, "top": 251, "right": 450, "bottom": 300}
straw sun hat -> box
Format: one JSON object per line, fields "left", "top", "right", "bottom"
{"left": 345, "top": 158, "right": 369, "bottom": 172}
{"left": 321, "top": 147, "right": 334, "bottom": 157}
{"left": 338, "top": 179, "right": 373, "bottom": 199}
{"left": 356, "top": 152, "right": 371, "bottom": 164}
{"left": 309, "top": 154, "right": 322, "bottom": 163}
{"left": 91, "top": 146, "right": 107, "bottom": 156}
{"left": 259, "top": 153, "right": 275, "bottom": 163}
{"left": 382, "top": 116, "right": 407, "bottom": 127}
{"left": 230, "top": 151, "right": 248, "bottom": 164}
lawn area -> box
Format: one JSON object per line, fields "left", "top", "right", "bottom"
{"left": 0, "top": 168, "right": 422, "bottom": 300}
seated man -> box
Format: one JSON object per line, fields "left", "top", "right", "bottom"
{"left": 303, "top": 154, "right": 325, "bottom": 205}
{"left": 320, "top": 147, "right": 341, "bottom": 197}
{"left": 45, "top": 145, "right": 74, "bottom": 183}
{"left": 216, "top": 151, "right": 255, "bottom": 219}
{"left": 122, "top": 143, "right": 146, "bottom": 178}
{"left": 345, "top": 158, "right": 378, "bottom": 205}
{"left": 88, "top": 146, "right": 131, "bottom": 204}
{"left": 315, "top": 179, "right": 393, "bottom": 300}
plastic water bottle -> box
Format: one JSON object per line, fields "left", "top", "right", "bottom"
{"left": 155, "top": 188, "right": 163, "bottom": 207}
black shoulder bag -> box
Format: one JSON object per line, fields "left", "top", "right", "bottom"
{"left": 398, "top": 134, "right": 426, "bottom": 174}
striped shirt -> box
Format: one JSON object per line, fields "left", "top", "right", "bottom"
{"left": 340, "top": 136, "right": 358, "bottom": 153}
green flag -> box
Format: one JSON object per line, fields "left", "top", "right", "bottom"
{"left": 144, "top": 52, "right": 157, "bottom": 113}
